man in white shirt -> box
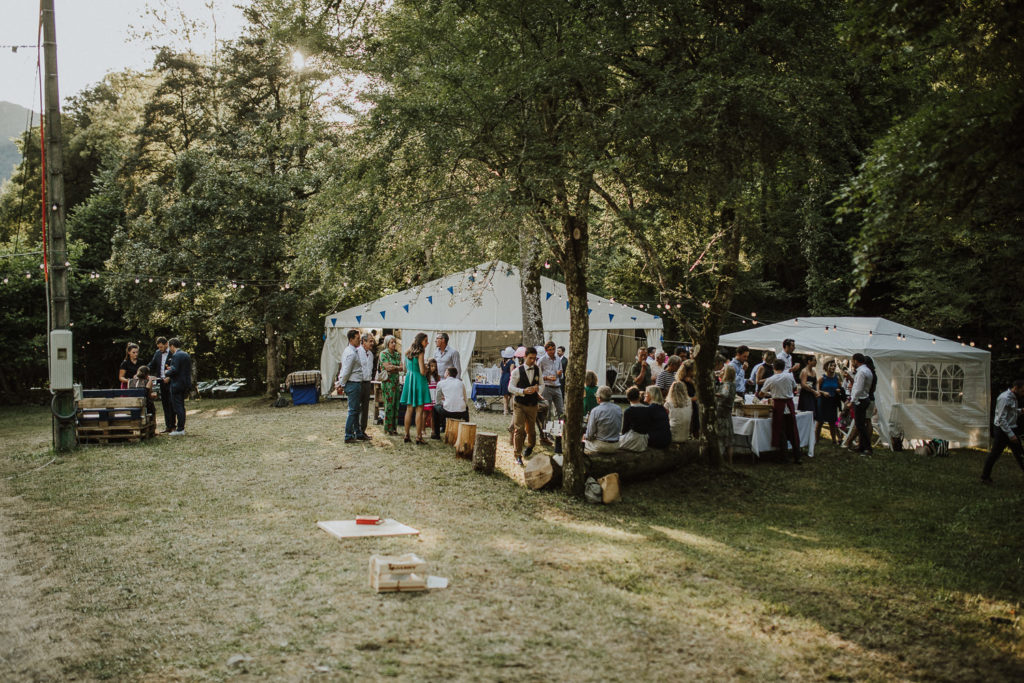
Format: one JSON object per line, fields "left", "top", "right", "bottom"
{"left": 777, "top": 338, "right": 802, "bottom": 375}
{"left": 538, "top": 341, "right": 564, "bottom": 419}
{"left": 336, "top": 329, "right": 364, "bottom": 444}
{"left": 356, "top": 334, "right": 376, "bottom": 439}
{"left": 758, "top": 359, "right": 802, "bottom": 463}
{"left": 847, "top": 353, "right": 875, "bottom": 455}
{"left": 981, "top": 379, "right": 1024, "bottom": 483}
{"left": 434, "top": 332, "right": 462, "bottom": 379}
{"left": 508, "top": 347, "right": 542, "bottom": 465}
{"left": 431, "top": 367, "right": 469, "bottom": 440}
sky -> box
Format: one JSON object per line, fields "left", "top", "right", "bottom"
{"left": 0, "top": 0, "right": 248, "bottom": 113}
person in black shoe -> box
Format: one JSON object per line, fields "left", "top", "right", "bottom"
{"left": 981, "top": 379, "right": 1024, "bottom": 483}
{"left": 149, "top": 336, "right": 174, "bottom": 433}
{"left": 163, "top": 338, "right": 192, "bottom": 436}
{"left": 848, "top": 353, "right": 875, "bottom": 454}
{"left": 509, "top": 347, "right": 542, "bottom": 464}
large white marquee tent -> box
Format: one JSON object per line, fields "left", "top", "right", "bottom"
{"left": 719, "top": 317, "right": 991, "bottom": 447}
{"left": 320, "top": 261, "right": 664, "bottom": 394}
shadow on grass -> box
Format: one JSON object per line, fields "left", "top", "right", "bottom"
{"left": 534, "top": 446, "right": 1023, "bottom": 680}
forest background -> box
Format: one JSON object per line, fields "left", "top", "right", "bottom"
{"left": 1, "top": 0, "right": 1021, "bottom": 404}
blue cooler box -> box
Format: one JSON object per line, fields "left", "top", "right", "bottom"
{"left": 290, "top": 385, "right": 319, "bottom": 405}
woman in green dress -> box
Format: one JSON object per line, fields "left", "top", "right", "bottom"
{"left": 583, "top": 370, "right": 599, "bottom": 416}
{"left": 400, "top": 332, "right": 431, "bottom": 444}
{"left": 379, "top": 335, "right": 403, "bottom": 435}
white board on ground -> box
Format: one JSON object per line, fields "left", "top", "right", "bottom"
{"left": 317, "top": 519, "right": 420, "bottom": 539}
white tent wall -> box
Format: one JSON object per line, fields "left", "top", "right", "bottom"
{"left": 645, "top": 328, "right": 661, "bottom": 351}
{"left": 587, "top": 330, "right": 607, "bottom": 378}
{"left": 719, "top": 317, "right": 991, "bottom": 448}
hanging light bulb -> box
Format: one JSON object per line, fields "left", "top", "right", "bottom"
{"left": 135, "top": 278, "right": 140, "bottom": 283}
{"left": 969, "top": 341, "right": 975, "bottom": 347}
{"left": 931, "top": 338, "right": 936, "bottom": 344}
{"left": 544, "top": 261, "right": 551, "bottom": 269}
{"left": 181, "top": 281, "right": 186, "bottom": 287}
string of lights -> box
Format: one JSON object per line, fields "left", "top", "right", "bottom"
{"left": 3, "top": 262, "right": 1020, "bottom": 351}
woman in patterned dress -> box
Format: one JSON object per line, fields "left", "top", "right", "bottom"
{"left": 379, "top": 335, "right": 402, "bottom": 435}
{"left": 400, "top": 332, "right": 432, "bottom": 444}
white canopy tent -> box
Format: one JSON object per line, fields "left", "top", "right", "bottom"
{"left": 719, "top": 317, "right": 991, "bottom": 448}
{"left": 320, "top": 261, "right": 664, "bottom": 394}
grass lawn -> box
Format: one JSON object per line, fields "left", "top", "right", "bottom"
{"left": 1, "top": 397, "right": 1022, "bottom": 681}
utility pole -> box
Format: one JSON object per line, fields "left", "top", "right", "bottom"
{"left": 41, "top": 0, "right": 76, "bottom": 451}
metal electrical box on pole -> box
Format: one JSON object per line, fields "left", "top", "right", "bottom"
{"left": 41, "top": 0, "right": 76, "bottom": 451}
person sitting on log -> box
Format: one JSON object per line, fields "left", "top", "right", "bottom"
{"left": 431, "top": 367, "right": 469, "bottom": 440}
{"left": 665, "top": 380, "right": 692, "bottom": 443}
{"left": 643, "top": 386, "right": 672, "bottom": 449}
{"left": 619, "top": 386, "right": 651, "bottom": 452}
{"left": 584, "top": 385, "right": 621, "bottom": 454}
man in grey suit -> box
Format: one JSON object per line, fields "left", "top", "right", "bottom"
{"left": 163, "top": 337, "right": 192, "bottom": 436}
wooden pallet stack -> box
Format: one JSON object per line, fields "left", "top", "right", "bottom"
{"left": 76, "top": 389, "right": 155, "bottom": 444}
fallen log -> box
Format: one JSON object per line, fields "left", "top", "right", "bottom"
{"left": 583, "top": 441, "right": 699, "bottom": 482}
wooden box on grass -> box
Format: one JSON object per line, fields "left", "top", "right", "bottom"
{"left": 76, "top": 394, "right": 155, "bottom": 443}
{"left": 369, "top": 554, "right": 428, "bottom": 593}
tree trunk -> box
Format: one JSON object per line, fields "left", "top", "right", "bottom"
{"left": 696, "top": 207, "right": 743, "bottom": 469}
{"left": 265, "top": 320, "right": 280, "bottom": 398}
{"left": 562, "top": 234, "right": 589, "bottom": 498}
{"left": 519, "top": 234, "right": 545, "bottom": 347}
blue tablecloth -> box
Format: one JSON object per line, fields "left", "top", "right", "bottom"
{"left": 471, "top": 383, "right": 502, "bottom": 401}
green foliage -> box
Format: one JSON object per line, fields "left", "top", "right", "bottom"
{"left": 838, "top": 0, "right": 1024, "bottom": 351}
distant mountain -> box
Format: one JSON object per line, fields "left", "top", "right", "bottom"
{"left": 0, "top": 101, "right": 38, "bottom": 184}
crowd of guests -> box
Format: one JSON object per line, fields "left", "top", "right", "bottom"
{"left": 335, "top": 330, "right": 468, "bottom": 445}
{"left": 117, "top": 337, "right": 192, "bottom": 436}
{"left": 578, "top": 339, "right": 880, "bottom": 464}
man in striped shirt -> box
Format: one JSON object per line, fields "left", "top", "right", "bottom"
{"left": 656, "top": 355, "right": 682, "bottom": 395}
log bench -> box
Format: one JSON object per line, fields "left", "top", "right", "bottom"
{"left": 583, "top": 441, "right": 700, "bottom": 482}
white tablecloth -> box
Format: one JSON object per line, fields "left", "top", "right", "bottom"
{"left": 732, "top": 411, "right": 816, "bottom": 458}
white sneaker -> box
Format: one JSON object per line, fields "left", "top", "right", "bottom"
{"left": 169, "top": 430, "right": 185, "bottom": 436}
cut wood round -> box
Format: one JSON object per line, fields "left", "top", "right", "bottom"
{"left": 472, "top": 432, "right": 498, "bottom": 474}
{"left": 445, "top": 417, "right": 463, "bottom": 446}
{"left": 454, "top": 422, "right": 477, "bottom": 459}
{"left": 523, "top": 454, "right": 553, "bottom": 490}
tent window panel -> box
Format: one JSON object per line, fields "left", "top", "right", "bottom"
{"left": 940, "top": 364, "right": 964, "bottom": 404}
{"left": 892, "top": 362, "right": 915, "bottom": 403}
{"left": 914, "top": 363, "right": 940, "bottom": 403}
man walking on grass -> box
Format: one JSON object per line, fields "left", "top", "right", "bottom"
{"left": 508, "top": 346, "right": 542, "bottom": 466}
{"left": 981, "top": 379, "right": 1024, "bottom": 484}
{"left": 163, "top": 338, "right": 192, "bottom": 436}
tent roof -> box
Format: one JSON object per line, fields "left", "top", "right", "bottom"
{"left": 719, "top": 317, "right": 989, "bottom": 361}
{"left": 323, "top": 261, "right": 663, "bottom": 332}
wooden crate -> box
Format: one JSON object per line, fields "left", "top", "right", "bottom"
{"left": 369, "top": 554, "right": 428, "bottom": 593}
{"left": 76, "top": 395, "right": 154, "bottom": 444}
{"left": 736, "top": 404, "right": 772, "bottom": 418}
